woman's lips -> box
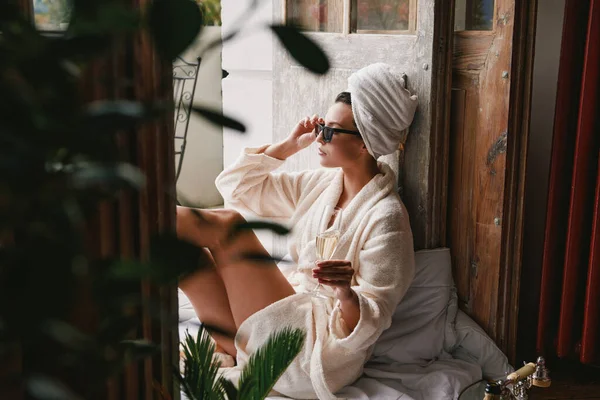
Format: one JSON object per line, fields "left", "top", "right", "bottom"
{"left": 318, "top": 148, "right": 327, "bottom": 156}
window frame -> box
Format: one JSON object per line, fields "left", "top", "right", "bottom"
{"left": 453, "top": 0, "right": 497, "bottom": 33}
{"left": 284, "top": 0, "right": 418, "bottom": 36}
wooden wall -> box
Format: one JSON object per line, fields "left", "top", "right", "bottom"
{"left": 448, "top": 0, "right": 516, "bottom": 340}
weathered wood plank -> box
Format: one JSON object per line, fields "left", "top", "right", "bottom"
{"left": 453, "top": 33, "right": 495, "bottom": 70}
{"left": 448, "top": 88, "right": 471, "bottom": 307}
{"left": 449, "top": 0, "right": 516, "bottom": 338}
{"left": 427, "top": 0, "right": 456, "bottom": 248}
{"left": 497, "top": 0, "right": 538, "bottom": 364}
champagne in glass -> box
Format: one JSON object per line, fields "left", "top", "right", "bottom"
{"left": 311, "top": 206, "right": 343, "bottom": 298}
{"left": 316, "top": 230, "right": 341, "bottom": 261}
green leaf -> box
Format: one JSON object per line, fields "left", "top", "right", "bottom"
{"left": 238, "top": 327, "right": 305, "bottom": 399}
{"left": 270, "top": 25, "right": 330, "bottom": 75}
{"left": 108, "top": 245, "right": 206, "bottom": 284}
{"left": 229, "top": 221, "right": 291, "bottom": 238}
{"left": 47, "top": 35, "right": 112, "bottom": 62}
{"left": 82, "top": 100, "right": 165, "bottom": 134}
{"left": 148, "top": 0, "right": 203, "bottom": 61}
{"left": 41, "top": 320, "right": 95, "bottom": 352}
{"left": 204, "top": 30, "right": 237, "bottom": 53}
{"left": 119, "top": 339, "right": 159, "bottom": 360}
{"left": 26, "top": 375, "right": 83, "bottom": 400}
{"left": 191, "top": 106, "right": 246, "bottom": 132}
{"left": 237, "top": 376, "right": 258, "bottom": 400}
{"left": 106, "top": 233, "right": 212, "bottom": 284}
{"left": 150, "top": 233, "right": 211, "bottom": 281}
{"left": 236, "top": 252, "right": 290, "bottom": 265}
{"left": 179, "top": 327, "right": 227, "bottom": 400}
{"left": 98, "top": 315, "right": 139, "bottom": 343}
{"left": 70, "top": 163, "right": 146, "bottom": 190}
{"left": 217, "top": 378, "right": 238, "bottom": 400}
{"left": 184, "top": 320, "right": 236, "bottom": 342}
{"left": 69, "top": 2, "right": 141, "bottom": 36}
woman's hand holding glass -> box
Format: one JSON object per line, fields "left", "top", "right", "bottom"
{"left": 312, "top": 260, "right": 355, "bottom": 300}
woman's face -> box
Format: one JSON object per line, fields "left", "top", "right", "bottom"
{"left": 317, "top": 102, "right": 366, "bottom": 168}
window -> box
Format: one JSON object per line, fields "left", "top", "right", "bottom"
{"left": 454, "top": 0, "right": 495, "bottom": 31}
{"left": 33, "top": 0, "right": 71, "bottom": 31}
{"left": 286, "top": 0, "right": 417, "bottom": 34}
{"left": 352, "top": 0, "right": 415, "bottom": 34}
{"left": 286, "top": 0, "right": 345, "bottom": 33}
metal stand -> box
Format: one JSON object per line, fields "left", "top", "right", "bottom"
{"left": 173, "top": 56, "right": 202, "bottom": 182}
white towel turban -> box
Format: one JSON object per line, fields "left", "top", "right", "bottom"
{"left": 347, "top": 63, "right": 418, "bottom": 159}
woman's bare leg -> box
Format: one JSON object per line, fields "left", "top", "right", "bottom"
{"left": 209, "top": 211, "right": 296, "bottom": 328}
{"left": 179, "top": 248, "right": 237, "bottom": 357}
{"left": 177, "top": 207, "right": 295, "bottom": 330}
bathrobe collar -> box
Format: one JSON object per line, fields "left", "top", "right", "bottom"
{"left": 302, "top": 161, "right": 397, "bottom": 259}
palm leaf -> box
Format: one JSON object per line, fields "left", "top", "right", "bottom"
{"left": 216, "top": 376, "right": 238, "bottom": 400}
{"left": 179, "top": 327, "right": 227, "bottom": 400}
{"left": 237, "top": 327, "right": 305, "bottom": 399}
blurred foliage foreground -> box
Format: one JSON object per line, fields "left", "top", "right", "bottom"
{"left": 0, "top": 0, "right": 330, "bottom": 399}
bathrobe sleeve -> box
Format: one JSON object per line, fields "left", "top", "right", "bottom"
{"left": 215, "top": 145, "right": 317, "bottom": 219}
{"left": 328, "top": 206, "right": 415, "bottom": 352}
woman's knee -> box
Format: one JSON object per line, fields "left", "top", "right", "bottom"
{"left": 219, "top": 209, "right": 246, "bottom": 227}
{"left": 207, "top": 209, "right": 246, "bottom": 236}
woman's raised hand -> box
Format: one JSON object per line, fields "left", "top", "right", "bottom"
{"left": 288, "top": 114, "right": 324, "bottom": 152}
{"left": 264, "top": 114, "right": 323, "bottom": 160}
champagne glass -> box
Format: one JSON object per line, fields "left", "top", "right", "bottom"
{"left": 311, "top": 205, "right": 343, "bottom": 298}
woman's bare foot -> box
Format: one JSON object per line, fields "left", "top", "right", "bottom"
{"left": 214, "top": 344, "right": 236, "bottom": 368}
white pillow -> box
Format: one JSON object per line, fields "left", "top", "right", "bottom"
{"left": 370, "top": 248, "right": 454, "bottom": 364}
{"left": 450, "top": 310, "right": 513, "bottom": 380}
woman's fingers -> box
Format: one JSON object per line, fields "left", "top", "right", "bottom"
{"left": 313, "top": 265, "right": 353, "bottom": 273}
{"left": 313, "top": 260, "right": 353, "bottom": 286}
{"left": 315, "top": 276, "right": 353, "bottom": 284}
{"left": 316, "top": 259, "right": 351, "bottom": 266}
{"left": 317, "top": 279, "right": 350, "bottom": 288}
{"left": 296, "top": 115, "right": 321, "bottom": 137}
{"left": 314, "top": 266, "right": 352, "bottom": 272}
{"left": 313, "top": 262, "right": 353, "bottom": 282}
{"left": 314, "top": 268, "right": 352, "bottom": 276}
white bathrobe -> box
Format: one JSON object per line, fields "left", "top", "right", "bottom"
{"left": 214, "top": 145, "right": 415, "bottom": 399}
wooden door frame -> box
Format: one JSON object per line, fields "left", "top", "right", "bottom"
{"left": 430, "top": 0, "right": 456, "bottom": 249}
{"left": 496, "top": 0, "right": 538, "bottom": 364}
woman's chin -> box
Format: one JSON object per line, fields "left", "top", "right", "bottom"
{"left": 319, "top": 158, "right": 336, "bottom": 168}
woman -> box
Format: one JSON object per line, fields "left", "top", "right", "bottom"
{"left": 177, "top": 63, "right": 419, "bottom": 399}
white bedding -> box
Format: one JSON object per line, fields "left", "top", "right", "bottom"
{"left": 180, "top": 312, "right": 491, "bottom": 400}
{"left": 178, "top": 248, "right": 512, "bottom": 400}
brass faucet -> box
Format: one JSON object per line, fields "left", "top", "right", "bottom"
{"left": 483, "top": 357, "right": 551, "bottom": 400}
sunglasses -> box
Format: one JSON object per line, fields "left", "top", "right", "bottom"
{"left": 315, "top": 123, "right": 362, "bottom": 143}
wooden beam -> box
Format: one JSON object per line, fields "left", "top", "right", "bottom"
{"left": 429, "top": 0, "right": 456, "bottom": 248}
{"left": 497, "top": 0, "right": 538, "bottom": 365}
